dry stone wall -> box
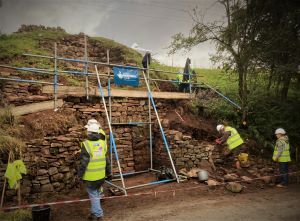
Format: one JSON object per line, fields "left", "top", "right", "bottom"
{"left": 0, "top": 73, "right": 52, "bottom": 106}
{"left": 0, "top": 96, "right": 215, "bottom": 201}
{"left": 153, "top": 129, "right": 215, "bottom": 170}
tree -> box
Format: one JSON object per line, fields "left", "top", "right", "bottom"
{"left": 169, "top": 0, "right": 259, "bottom": 122}
{"left": 249, "top": 0, "right": 300, "bottom": 100}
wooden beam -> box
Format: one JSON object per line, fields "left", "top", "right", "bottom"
{"left": 42, "top": 86, "right": 192, "bottom": 99}
{"left": 0, "top": 99, "right": 64, "bottom": 116}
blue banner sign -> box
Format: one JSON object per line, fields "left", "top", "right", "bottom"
{"left": 113, "top": 67, "right": 139, "bottom": 87}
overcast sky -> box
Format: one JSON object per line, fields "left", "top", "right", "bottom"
{"left": 0, "top": 0, "right": 225, "bottom": 68}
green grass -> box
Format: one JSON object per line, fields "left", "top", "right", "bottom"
{"left": 194, "top": 68, "right": 238, "bottom": 94}
{"left": 0, "top": 209, "right": 31, "bottom": 221}
{"left": 91, "top": 36, "right": 142, "bottom": 63}
{"left": 0, "top": 34, "right": 42, "bottom": 60}
{"left": 149, "top": 61, "right": 238, "bottom": 97}
{"left": 0, "top": 29, "right": 68, "bottom": 60}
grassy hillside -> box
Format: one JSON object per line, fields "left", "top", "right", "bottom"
{"left": 0, "top": 26, "right": 232, "bottom": 92}
{"left": 0, "top": 28, "right": 68, "bottom": 60}
{"left": 0, "top": 26, "right": 142, "bottom": 67}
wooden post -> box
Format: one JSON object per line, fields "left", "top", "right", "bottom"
{"left": 0, "top": 179, "right": 7, "bottom": 208}
{"left": 17, "top": 182, "right": 21, "bottom": 206}
{"left": 0, "top": 151, "right": 12, "bottom": 208}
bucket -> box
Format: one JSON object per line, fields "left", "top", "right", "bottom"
{"left": 238, "top": 153, "right": 249, "bottom": 163}
{"left": 197, "top": 170, "right": 209, "bottom": 182}
{"left": 32, "top": 205, "right": 51, "bottom": 221}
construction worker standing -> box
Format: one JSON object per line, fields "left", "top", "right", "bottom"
{"left": 273, "top": 128, "right": 291, "bottom": 188}
{"left": 216, "top": 124, "right": 247, "bottom": 169}
{"left": 176, "top": 69, "right": 185, "bottom": 92}
{"left": 78, "top": 120, "right": 111, "bottom": 221}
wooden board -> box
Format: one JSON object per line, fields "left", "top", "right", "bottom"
{"left": 1, "top": 99, "right": 64, "bottom": 116}
{"left": 42, "top": 86, "right": 192, "bottom": 99}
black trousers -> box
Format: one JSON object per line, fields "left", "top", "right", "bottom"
{"left": 279, "top": 162, "right": 289, "bottom": 185}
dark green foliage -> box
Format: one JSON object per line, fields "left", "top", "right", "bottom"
{"left": 198, "top": 93, "right": 300, "bottom": 159}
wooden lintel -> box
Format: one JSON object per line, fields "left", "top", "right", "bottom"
{"left": 42, "top": 86, "right": 192, "bottom": 99}
{"left": 0, "top": 99, "right": 64, "bottom": 116}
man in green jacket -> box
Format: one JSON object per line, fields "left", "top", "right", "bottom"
{"left": 273, "top": 128, "right": 291, "bottom": 188}
{"left": 216, "top": 124, "right": 247, "bottom": 169}
{"left": 79, "top": 120, "right": 111, "bottom": 221}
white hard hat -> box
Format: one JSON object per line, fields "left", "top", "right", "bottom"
{"left": 275, "top": 128, "right": 286, "bottom": 135}
{"left": 86, "top": 123, "right": 100, "bottom": 133}
{"left": 84, "top": 119, "right": 101, "bottom": 128}
{"left": 216, "top": 124, "right": 224, "bottom": 132}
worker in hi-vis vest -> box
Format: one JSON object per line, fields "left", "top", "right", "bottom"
{"left": 273, "top": 128, "right": 291, "bottom": 188}
{"left": 78, "top": 120, "right": 111, "bottom": 221}
{"left": 215, "top": 124, "right": 247, "bottom": 169}
{"left": 176, "top": 69, "right": 189, "bottom": 93}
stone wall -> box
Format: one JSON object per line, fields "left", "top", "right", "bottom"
{"left": 0, "top": 96, "right": 215, "bottom": 201}
{"left": 0, "top": 74, "right": 52, "bottom": 106}
{"left": 153, "top": 129, "right": 215, "bottom": 170}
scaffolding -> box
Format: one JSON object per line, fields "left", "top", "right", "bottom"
{"left": 0, "top": 38, "right": 242, "bottom": 195}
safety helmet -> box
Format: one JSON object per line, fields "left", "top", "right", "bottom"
{"left": 216, "top": 124, "right": 224, "bottom": 132}
{"left": 84, "top": 119, "right": 101, "bottom": 129}
{"left": 86, "top": 123, "right": 100, "bottom": 133}
{"left": 275, "top": 128, "right": 286, "bottom": 135}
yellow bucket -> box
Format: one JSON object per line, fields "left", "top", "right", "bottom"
{"left": 238, "top": 153, "right": 249, "bottom": 163}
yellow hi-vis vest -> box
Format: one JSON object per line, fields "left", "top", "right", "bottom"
{"left": 177, "top": 73, "right": 183, "bottom": 83}
{"left": 82, "top": 139, "right": 107, "bottom": 181}
{"left": 273, "top": 138, "right": 291, "bottom": 162}
{"left": 99, "top": 128, "right": 106, "bottom": 141}
{"left": 225, "top": 126, "right": 244, "bottom": 150}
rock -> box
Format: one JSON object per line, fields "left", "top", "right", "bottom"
{"left": 22, "top": 179, "right": 32, "bottom": 187}
{"left": 51, "top": 173, "right": 64, "bottom": 182}
{"left": 186, "top": 160, "right": 194, "bottom": 169}
{"left": 48, "top": 167, "right": 58, "bottom": 176}
{"left": 241, "top": 161, "right": 251, "bottom": 168}
{"left": 260, "top": 176, "right": 271, "bottom": 184}
{"left": 63, "top": 142, "right": 74, "bottom": 147}
{"left": 182, "top": 135, "right": 192, "bottom": 141}
{"left": 162, "top": 119, "right": 169, "bottom": 127}
{"left": 64, "top": 172, "right": 72, "bottom": 181}
{"left": 21, "top": 187, "right": 31, "bottom": 194}
{"left": 241, "top": 176, "right": 252, "bottom": 183}
{"left": 174, "top": 132, "right": 183, "bottom": 141}
{"left": 59, "top": 147, "right": 67, "bottom": 153}
{"left": 206, "top": 179, "right": 220, "bottom": 186}
{"left": 56, "top": 136, "right": 73, "bottom": 142}
{"left": 37, "top": 169, "right": 48, "bottom": 176}
{"left": 40, "top": 179, "right": 50, "bottom": 185}
{"left": 226, "top": 182, "right": 243, "bottom": 193}
{"left": 179, "top": 168, "right": 189, "bottom": 176}
{"left": 53, "top": 182, "right": 61, "bottom": 189}
{"left": 198, "top": 160, "right": 214, "bottom": 174}
{"left": 50, "top": 147, "right": 59, "bottom": 155}
{"left": 224, "top": 173, "right": 239, "bottom": 182}
{"left": 59, "top": 166, "right": 70, "bottom": 173}
{"left": 41, "top": 184, "right": 54, "bottom": 192}
{"left": 205, "top": 145, "right": 214, "bottom": 152}
{"left": 51, "top": 143, "right": 62, "bottom": 148}
{"left": 187, "top": 168, "right": 201, "bottom": 178}
{"left": 6, "top": 190, "right": 16, "bottom": 197}
{"left": 247, "top": 169, "right": 260, "bottom": 177}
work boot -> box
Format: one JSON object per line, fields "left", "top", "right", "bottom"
{"left": 276, "top": 184, "right": 286, "bottom": 188}
{"left": 87, "top": 214, "right": 103, "bottom": 221}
